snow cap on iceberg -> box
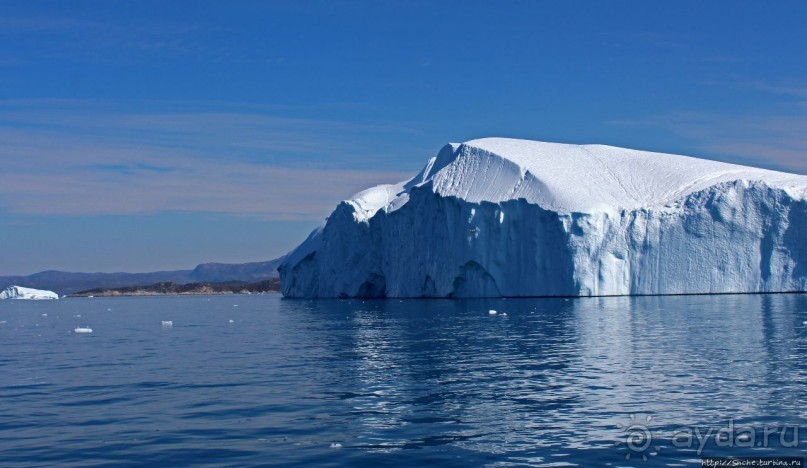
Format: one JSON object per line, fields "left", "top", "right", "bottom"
{"left": 414, "top": 138, "right": 807, "bottom": 213}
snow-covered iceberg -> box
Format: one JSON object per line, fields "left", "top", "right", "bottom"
{"left": 0, "top": 285, "right": 59, "bottom": 300}
{"left": 280, "top": 138, "right": 807, "bottom": 298}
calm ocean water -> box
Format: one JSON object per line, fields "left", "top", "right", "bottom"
{"left": 0, "top": 294, "right": 805, "bottom": 467}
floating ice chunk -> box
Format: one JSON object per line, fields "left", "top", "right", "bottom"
{"left": 803, "top": 321, "right": 807, "bottom": 325}
{"left": 74, "top": 327, "right": 93, "bottom": 334}
{"left": 229, "top": 319, "right": 235, "bottom": 324}
{"left": 502, "top": 312, "right": 507, "bottom": 316}
{"left": 329, "top": 442, "right": 342, "bottom": 449}
{"left": 74, "top": 314, "right": 81, "bottom": 318}
{"left": 489, "top": 310, "right": 497, "bottom": 315}
{"left": 1, "top": 286, "right": 58, "bottom": 300}
{"left": 41, "top": 313, "right": 47, "bottom": 317}
{"left": 162, "top": 320, "right": 173, "bottom": 327}
{"left": 233, "top": 304, "right": 239, "bottom": 307}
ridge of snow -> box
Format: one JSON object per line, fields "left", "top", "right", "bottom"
{"left": 416, "top": 138, "right": 807, "bottom": 213}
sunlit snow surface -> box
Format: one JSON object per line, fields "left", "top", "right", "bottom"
{"left": 281, "top": 138, "right": 807, "bottom": 298}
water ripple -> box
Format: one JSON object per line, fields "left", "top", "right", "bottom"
{"left": 0, "top": 294, "right": 805, "bottom": 466}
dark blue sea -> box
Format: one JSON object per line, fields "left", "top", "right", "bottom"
{"left": 1, "top": 294, "right": 805, "bottom": 467}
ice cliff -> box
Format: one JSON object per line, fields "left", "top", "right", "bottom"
{"left": 1, "top": 285, "right": 59, "bottom": 300}
{"left": 280, "top": 138, "right": 807, "bottom": 298}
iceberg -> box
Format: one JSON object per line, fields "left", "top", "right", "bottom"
{"left": 280, "top": 138, "right": 807, "bottom": 298}
{"left": 0, "top": 285, "right": 59, "bottom": 300}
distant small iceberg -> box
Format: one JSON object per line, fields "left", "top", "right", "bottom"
{"left": 0, "top": 285, "right": 59, "bottom": 300}
{"left": 74, "top": 327, "right": 93, "bottom": 334}
{"left": 162, "top": 320, "right": 173, "bottom": 327}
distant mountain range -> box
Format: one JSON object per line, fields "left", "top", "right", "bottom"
{"left": 0, "top": 257, "right": 284, "bottom": 295}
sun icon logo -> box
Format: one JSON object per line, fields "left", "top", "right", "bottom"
{"left": 615, "top": 414, "right": 661, "bottom": 462}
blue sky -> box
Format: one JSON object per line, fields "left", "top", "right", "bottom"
{"left": 1, "top": 1, "right": 806, "bottom": 275}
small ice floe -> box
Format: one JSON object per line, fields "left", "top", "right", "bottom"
{"left": 502, "top": 312, "right": 508, "bottom": 316}
{"left": 74, "top": 314, "right": 81, "bottom": 318}
{"left": 0, "top": 320, "right": 6, "bottom": 324}
{"left": 229, "top": 319, "right": 235, "bottom": 324}
{"left": 329, "top": 442, "right": 342, "bottom": 449}
{"left": 162, "top": 320, "right": 173, "bottom": 327}
{"left": 41, "top": 313, "right": 47, "bottom": 317}
{"left": 233, "top": 304, "right": 239, "bottom": 307}
{"left": 87, "top": 295, "right": 94, "bottom": 298}
{"left": 107, "top": 308, "right": 112, "bottom": 311}
{"left": 803, "top": 321, "right": 807, "bottom": 326}
{"left": 488, "top": 310, "right": 497, "bottom": 315}
{"left": 74, "top": 327, "right": 93, "bottom": 334}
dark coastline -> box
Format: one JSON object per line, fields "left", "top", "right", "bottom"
{"left": 68, "top": 279, "right": 280, "bottom": 297}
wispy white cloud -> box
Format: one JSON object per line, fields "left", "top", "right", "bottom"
{"left": 0, "top": 13, "right": 229, "bottom": 66}
{"left": 609, "top": 110, "right": 807, "bottom": 173}
{"left": 607, "top": 77, "right": 807, "bottom": 174}
{"left": 746, "top": 82, "right": 807, "bottom": 99}
{"left": 0, "top": 99, "right": 420, "bottom": 157}
{"left": 0, "top": 161, "right": 409, "bottom": 220}
{"left": 0, "top": 16, "right": 106, "bottom": 33}
{"left": 0, "top": 100, "right": 418, "bottom": 219}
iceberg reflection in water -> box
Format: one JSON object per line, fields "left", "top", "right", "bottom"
{"left": 0, "top": 294, "right": 804, "bottom": 466}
